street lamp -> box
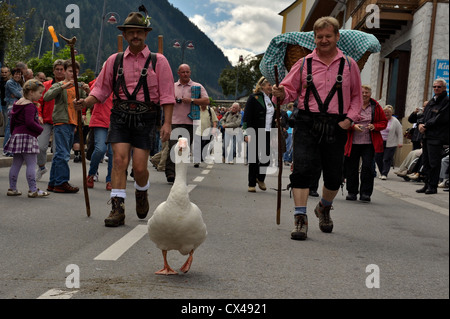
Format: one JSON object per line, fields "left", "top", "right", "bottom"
{"left": 173, "top": 40, "right": 194, "bottom": 64}
{"left": 234, "top": 55, "right": 244, "bottom": 101}
{"left": 95, "top": 0, "right": 120, "bottom": 76}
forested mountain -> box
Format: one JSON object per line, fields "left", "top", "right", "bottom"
{"left": 12, "top": 0, "right": 232, "bottom": 98}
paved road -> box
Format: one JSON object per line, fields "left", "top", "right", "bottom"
{"left": 0, "top": 153, "right": 448, "bottom": 303}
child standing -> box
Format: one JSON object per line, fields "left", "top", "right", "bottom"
{"left": 5, "top": 79, "right": 50, "bottom": 198}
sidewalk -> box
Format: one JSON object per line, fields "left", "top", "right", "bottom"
{"left": 373, "top": 169, "right": 449, "bottom": 216}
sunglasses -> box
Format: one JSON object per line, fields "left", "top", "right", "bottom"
{"left": 433, "top": 86, "right": 443, "bottom": 88}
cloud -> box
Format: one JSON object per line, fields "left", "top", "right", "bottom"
{"left": 189, "top": 0, "right": 292, "bottom": 64}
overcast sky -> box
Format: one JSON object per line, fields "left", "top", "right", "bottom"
{"left": 167, "top": 0, "right": 293, "bottom": 64}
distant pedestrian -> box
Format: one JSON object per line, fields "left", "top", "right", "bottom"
{"left": 375, "top": 105, "right": 403, "bottom": 180}
{"left": 85, "top": 78, "right": 113, "bottom": 191}
{"left": 344, "top": 85, "right": 387, "bottom": 202}
{"left": 416, "top": 78, "right": 449, "bottom": 194}
{"left": 243, "top": 77, "right": 275, "bottom": 192}
{"left": 5, "top": 79, "right": 49, "bottom": 198}
{"left": 44, "top": 60, "right": 89, "bottom": 194}
{"left": 35, "top": 59, "right": 66, "bottom": 181}
{"left": 408, "top": 101, "right": 428, "bottom": 150}
{"left": 194, "top": 103, "right": 218, "bottom": 166}
{"left": 221, "top": 102, "right": 242, "bottom": 164}
{"left": 166, "top": 64, "right": 209, "bottom": 181}
{"left": 1, "top": 66, "right": 11, "bottom": 134}
{"left": 34, "top": 72, "right": 46, "bottom": 83}
{"left": 3, "top": 68, "right": 23, "bottom": 156}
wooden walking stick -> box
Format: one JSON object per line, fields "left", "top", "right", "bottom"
{"left": 59, "top": 35, "right": 91, "bottom": 217}
{"left": 274, "top": 65, "right": 283, "bottom": 225}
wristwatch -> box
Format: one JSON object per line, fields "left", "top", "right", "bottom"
{"left": 191, "top": 98, "right": 194, "bottom": 103}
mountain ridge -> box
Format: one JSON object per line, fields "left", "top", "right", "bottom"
{"left": 13, "top": 0, "right": 232, "bottom": 98}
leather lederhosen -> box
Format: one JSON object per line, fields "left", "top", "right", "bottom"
{"left": 111, "top": 52, "right": 161, "bottom": 130}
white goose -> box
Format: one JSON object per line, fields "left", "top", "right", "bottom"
{"left": 148, "top": 137, "right": 207, "bottom": 275}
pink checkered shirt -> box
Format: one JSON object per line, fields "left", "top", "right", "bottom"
{"left": 90, "top": 46, "right": 175, "bottom": 106}
{"left": 275, "top": 48, "right": 362, "bottom": 122}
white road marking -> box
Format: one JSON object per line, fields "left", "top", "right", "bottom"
{"left": 201, "top": 170, "right": 210, "bottom": 175}
{"left": 193, "top": 176, "right": 205, "bottom": 183}
{"left": 94, "top": 225, "right": 148, "bottom": 261}
{"left": 38, "top": 289, "right": 78, "bottom": 299}
{"left": 187, "top": 184, "right": 197, "bottom": 193}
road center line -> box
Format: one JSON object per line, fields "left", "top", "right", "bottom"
{"left": 187, "top": 184, "right": 197, "bottom": 193}
{"left": 94, "top": 225, "right": 148, "bottom": 261}
{"left": 193, "top": 176, "right": 205, "bottom": 183}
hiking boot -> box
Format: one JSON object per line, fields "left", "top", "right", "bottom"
{"left": 291, "top": 214, "right": 308, "bottom": 240}
{"left": 314, "top": 202, "right": 333, "bottom": 233}
{"left": 105, "top": 197, "right": 125, "bottom": 227}
{"left": 346, "top": 193, "right": 357, "bottom": 201}
{"left": 135, "top": 189, "right": 149, "bottom": 219}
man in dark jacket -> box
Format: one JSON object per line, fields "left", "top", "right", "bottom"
{"left": 416, "top": 79, "right": 449, "bottom": 194}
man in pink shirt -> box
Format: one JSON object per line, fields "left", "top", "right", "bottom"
{"left": 74, "top": 12, "right": 175, "bottom": 227}
{"left": 165, "top": 64, "right": 209, "bottom": 183}
{"left": 273, "top": 17, "right": 362, "bottom": 241}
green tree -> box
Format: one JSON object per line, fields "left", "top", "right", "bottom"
{"left": 218, "top": 55, "right": 263, "bottom": 99}
{"left": 0, "top": 2, "right": 38, "bottom": 67}
{"left": 0, "top": 1, "right": 17, "bottom": 65}
{"left": 27, "top": 46, "right": 86, "bottom": 78}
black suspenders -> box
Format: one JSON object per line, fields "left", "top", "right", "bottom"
{"left": 304, "top": 57, "right": 346, "bottom": 115}
{"left": 112, "top": 52, "right": 157, "bottom": 103}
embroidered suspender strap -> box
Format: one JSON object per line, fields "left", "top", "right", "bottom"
{"left": 304, "top": 57, "right": 346, "bottom": 115}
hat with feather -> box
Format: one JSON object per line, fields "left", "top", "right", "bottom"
{"left": 117, "top": 6, "right": 152, "bottom": 32}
